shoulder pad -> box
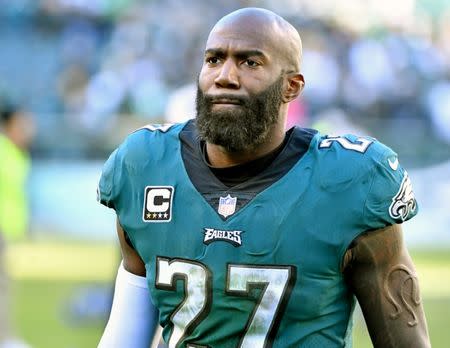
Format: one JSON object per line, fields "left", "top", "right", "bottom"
{"left": 313, "top": 134, "right": 381, "bottom": 192}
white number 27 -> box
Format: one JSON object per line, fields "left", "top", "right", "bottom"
{"left": 155, "top": 257, "right": 296, "bottom": 348}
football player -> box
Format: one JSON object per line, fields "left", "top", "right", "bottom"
{"left": 97, "top": 8, "right": 431, "bottom": 348}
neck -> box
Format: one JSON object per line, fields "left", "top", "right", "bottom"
{"left": 205, "top": 125, "right": 286, "bottom": 168}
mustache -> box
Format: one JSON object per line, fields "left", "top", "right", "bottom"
{"left": 203, "top": 94, "right": 249, "bottom": 105}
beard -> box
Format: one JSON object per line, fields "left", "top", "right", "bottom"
{"left": 195, "top": 76, "right": 284, "bottom": 153}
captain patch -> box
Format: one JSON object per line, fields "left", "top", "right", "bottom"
{"left": 143, "top": 186, "right": 174, "bottom": 222}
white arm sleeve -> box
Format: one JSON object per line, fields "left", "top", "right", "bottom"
{"left": 98, "top": 261, "right": 159, "bottom": 348}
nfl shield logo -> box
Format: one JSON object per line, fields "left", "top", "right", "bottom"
{"left": 218, "top": 194, "right": 237, "bottom": 218}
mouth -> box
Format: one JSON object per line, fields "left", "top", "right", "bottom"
{"left": 211, "top": 98, "right": 243, "bottom": 105}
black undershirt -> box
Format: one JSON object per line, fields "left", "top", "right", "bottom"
{"left": 201, "top": 133, "right": 290, "bottom": 187}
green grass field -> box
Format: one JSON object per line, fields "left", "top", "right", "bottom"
{"left": 5, "top": 242, "right": 450, "bottom": 348}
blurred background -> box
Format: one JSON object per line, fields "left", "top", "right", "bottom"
{"left": 0, "top": 0, "right": 449, "bottom": 347}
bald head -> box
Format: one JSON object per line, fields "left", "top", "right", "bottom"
{"left": 197, "top": 8, "right": 306, "bottom": 158}
{"left": 208, "top": 8, "right": 303, "bottom": 72}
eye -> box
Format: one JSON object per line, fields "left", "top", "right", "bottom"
{"left": 206, "top": 56, "right": 220, "bottom": 65}
{"left": 244, "top": 59, "right": 260, "bottom": 68}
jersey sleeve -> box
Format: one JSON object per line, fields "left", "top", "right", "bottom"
{"left": 97, "top": 148, "right": 120, "bottom": 210}
{"left": 363, "top": 146, "right": 418, "bottom": 229}
{"left": 96, "top": 125, "right": 177, "bottom": 212}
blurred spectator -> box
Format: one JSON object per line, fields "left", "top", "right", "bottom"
{"left": 0, "top": 103, "right": 35, "bottom": 241}
{"left": 311, "top": 107, "right": 368, "bottom": 135}
{"left": 164, "top": 83, "right": 196, "bottom": 124}
{"left": 0, "top": 101, "right": 34, "bottom": 347}
{"left": 301, "top": 49, "right": 340, "bottom": 110}
{"left": 425, "top": 81, "right": 450, "bottom": 144}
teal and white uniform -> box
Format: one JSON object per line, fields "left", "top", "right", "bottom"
{"left": 98, "top": 120, "right": 417, "bottom": 348}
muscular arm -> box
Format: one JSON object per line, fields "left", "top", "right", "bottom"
{"left": 343, "top": 224, "right": 431, "bottom": 348}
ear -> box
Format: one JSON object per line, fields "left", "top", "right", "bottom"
{"left": 282, "top": 73, "right": 305, "bottom": 103}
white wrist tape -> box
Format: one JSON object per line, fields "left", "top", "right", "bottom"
{"left": 98, "top": 261, "right": 158, "bottom": 348}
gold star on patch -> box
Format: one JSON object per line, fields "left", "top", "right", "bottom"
{"left": 146, "top": 213, "right": 151, "bottom": 219}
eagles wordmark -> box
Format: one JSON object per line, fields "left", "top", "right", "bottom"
{"left": 203, "top": 228, "right": 243, "bottom": 247}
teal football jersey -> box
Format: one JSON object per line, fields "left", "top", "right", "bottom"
{"left": 98, "top": 120, "right": 418, "bottom": 348}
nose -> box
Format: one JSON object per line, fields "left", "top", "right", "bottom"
{"left": 214, "top": 60, "right": 239, "bottom": 89}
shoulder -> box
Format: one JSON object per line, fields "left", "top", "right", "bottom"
{"left": 314, "top": 133, "right": 392, "bottom": 164}
{"left": 309, "top": 134, "right": 418, "bottom": 256}
{"left": 121, "top": 122, "right": 186, "bottom": 154}
{"left": 97, "top": 121, "right": 187, "bottom": 208}
{"left": 310, "top": 133, "right": 394, "bottom": 188}
{"left": 113, "top": 121, "right": 187, "bottom": 166}
{"left": 311, "top": 132, "right": 417, "bottom": 223}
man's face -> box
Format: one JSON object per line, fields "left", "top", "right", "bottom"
{"left": 196, "top": 21, "right": 286, "bottom": 152}
{"left": 196, "top": 76, "right": 283, "bottom": 152}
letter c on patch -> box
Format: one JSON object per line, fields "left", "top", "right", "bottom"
{"left": 147, "top": 188, "right": 171, "bottom": 212}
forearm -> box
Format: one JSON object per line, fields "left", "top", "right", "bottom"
{"left": 98, "top": 262, "right": 159, "bottom": 348}
{"left": 98, "top": 218, "right": 158, "bottom": 347}
{"left": 345, "top": 225, "right": 430, "bottom": 347}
